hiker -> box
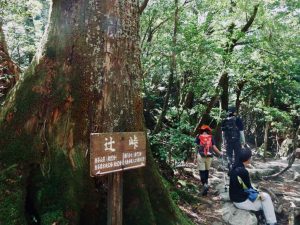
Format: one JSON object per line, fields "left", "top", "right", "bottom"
{"left": 229, "top": 149, "right": 277, "bottom": 225}
{"left": 194, "top": 125, "right": 222, "bottom": 196}
{"left": 221, "top": 106, "right": 245, "bottom": 170}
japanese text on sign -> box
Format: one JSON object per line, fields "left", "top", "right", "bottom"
{"left": 90, "top": 132, "right": 146, "bottom": 176}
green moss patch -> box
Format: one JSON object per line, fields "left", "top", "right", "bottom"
{"left": 0, "top": 165, "right": 27, "bottom": 225}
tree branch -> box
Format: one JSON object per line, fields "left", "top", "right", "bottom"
{"left": 241, "top": 4, "right": 259, "bottom": 33}
{"left": 229, "top": 4, "right": 260, "bottom": 51}
{"left": 139, "top": 0, "right": 150, "bottom": 14}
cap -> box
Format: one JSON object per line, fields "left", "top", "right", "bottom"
{"left": 199, "top": 125, "right": 212, "bottom": 132}
{"left": 228, "top": 106, "right": 236, "bottom": 113}
{"left": 239, "top": 148, "right": 252, "bottom": 162}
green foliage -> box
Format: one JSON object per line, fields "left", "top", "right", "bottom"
{"left": 163, "top": 177, "right": 198, "bottom": 205}
{"left": 0, "top": 165, "right": 27, "bottom": 225}
{"left": 141, "top": 0, "right": 300, "bottom": 158}
{"left": 150, "top": 120, "right": 194, "bottom": 164}
{"left": 174, "top": 187, "right": 199, "bottom": 205}
{"left": 170, "top": 190, "right": 180, "bottom": 203}
{"left": 40, "top": 210, "right": 68, "bottom": 225}
{"left": 1, "top": 0, "right": 50, "bottom": 69}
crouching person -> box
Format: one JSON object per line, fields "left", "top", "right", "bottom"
{"left": 229, "top": 148, "right": 277, "bottom": 225}
{"left": 195, "top": 125, "right": 222, "bottom": 196}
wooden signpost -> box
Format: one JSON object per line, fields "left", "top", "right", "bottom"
{"left": 90, "top": 132, "right": 147, "bottom": 225}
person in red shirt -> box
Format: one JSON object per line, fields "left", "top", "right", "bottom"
{"left": 195, "top": 125, "right": 222, "bottom": 196}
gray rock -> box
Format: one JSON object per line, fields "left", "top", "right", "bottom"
{"left": 222, "top": 202, "right": 257, "bottom": 225}
{"left": 215, "top": 183, "right": 230, "bottom": 202}
{"left": 294, "top": 171, "right": 300, "bottom": 182}
{"left": 214, "top": 183, "right": 257, "bottom": 225}
{"left": 183, "top": 167, "right": 194, "bottom": 175}
{"left": 248, "top": 167, "right": 280, "bottom": 179}
{"left": 212, "top": 222, "right": 225, "bottom": 225}
{"left": 279, "top": 138, "right": 293, "bottom": 157}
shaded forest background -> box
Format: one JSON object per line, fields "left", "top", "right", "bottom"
{"left": 0, "top": 0, "right": 299, "bottom": 224}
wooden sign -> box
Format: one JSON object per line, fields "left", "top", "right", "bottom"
{"left": 90, "top": 132, "right": 146, "bottom": 176}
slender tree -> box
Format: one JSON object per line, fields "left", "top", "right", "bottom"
{"left": 153, "top": 0, "right": 179, "bottom": 134}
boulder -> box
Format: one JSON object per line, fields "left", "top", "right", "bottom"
{"left": 294, "top": 171, "right": 300, "bottom": 182}
{"left": 215, "top": 183, "right": 257, "bottom": 225}
{"left": 278, "top": 138, "right": 293, "bottom": 157}
{"left": 222, "top": 202, "right": 257, "bottom": 225}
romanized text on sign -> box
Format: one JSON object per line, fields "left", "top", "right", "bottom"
{"left": 90, "top": 132, "right": 147, "bottom": 176}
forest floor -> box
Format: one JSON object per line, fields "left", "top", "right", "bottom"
{"left": 174, "top": 157, "right": 300, "bottom": 225}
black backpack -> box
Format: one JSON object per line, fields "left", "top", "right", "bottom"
{"left": 222, "top": 116, "right": 239, "bottom": 142}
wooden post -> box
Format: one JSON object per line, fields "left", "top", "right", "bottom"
{"left": 107, "top": 172, "right": 123, "bottom": 225}
{"left": 90, "top": 132, "right": 146, "bottom": 225}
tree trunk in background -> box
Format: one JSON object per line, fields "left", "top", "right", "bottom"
{"left": 263, "top": 84, "right": 272, "bottom": 159}
{"left": 0, "top": 1, "right": 191, "bottom": 225}
{"left": 221, "top": 4, "right": 259, "bottom": 111}
{"left": 179, "top": 71, "right": 194, "bottom": 110}
{"left": 235, "top": 81, "right": 246, "bottom": 113}
{"left": 24, "top": 6, "right": 36, "bottom": 64}
{"left": 263, "top": 121, "right": 271, "bottom": 159}
{"left": 220, "top": 72, "right": 229, "bottom": 112}
{"left": 264, "top": 125, "right": 299, "bottom": 179}
{"left": 193, "top": 95, "right": 219, "bottom": 135}
{"left": 0, "top": 22, "right": 20, "bottom": 102}
{"left": 153, "top": 0, "right": 178, "bottom": 134}
{"left": 214, "top": 4, "right": 259, "bottom": 146}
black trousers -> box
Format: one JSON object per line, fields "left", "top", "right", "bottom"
{"left": 226, "top": 140, "right": 241, "bottom": 164}
{"left": 199, "top": 170, "right": 209, "bottom": 185}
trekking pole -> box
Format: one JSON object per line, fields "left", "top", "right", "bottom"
{"left": 221, "top": 144, "right": 228, "bottom": 192}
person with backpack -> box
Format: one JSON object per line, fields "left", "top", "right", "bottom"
{"left": 194, "top": 125, "right": 222, "bottom": 196}
{"left": 221, "top": 106, "right": 245, "bottom": 170}
{"left": 229, "top": 148, "right": 277, "bottom": 225}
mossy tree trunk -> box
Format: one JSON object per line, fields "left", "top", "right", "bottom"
{"left": 0, "top": 1, "right": 191, "bottom": 225}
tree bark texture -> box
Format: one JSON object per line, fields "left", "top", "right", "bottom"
{"left": 235, "top": 80, "right": 246, "bottom": 113}
{"left": 0, "top": 1, "right": 191, "bottom": 225}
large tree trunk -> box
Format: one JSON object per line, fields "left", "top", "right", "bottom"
{"left": 0, "top": 1, "right": 191, "bottom": 225}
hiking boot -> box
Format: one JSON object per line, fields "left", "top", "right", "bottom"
{"left": 202, "top": 184, "right": 209, "bottom": 196}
